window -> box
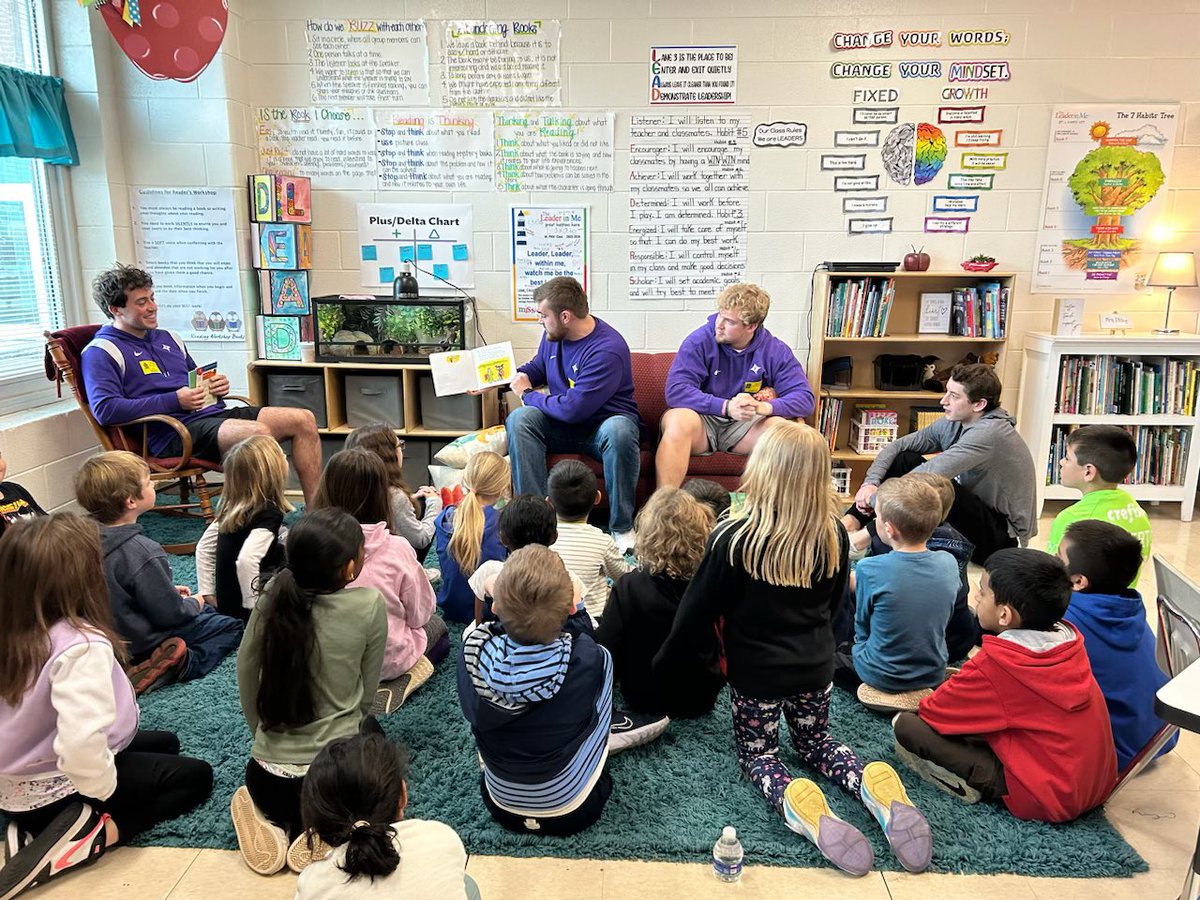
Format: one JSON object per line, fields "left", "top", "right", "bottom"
{"left": 0, "top": 0, "right": 71, "bottom": 412}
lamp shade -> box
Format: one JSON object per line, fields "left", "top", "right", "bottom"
{"left": 1148, "top": 251, "right": 1198, "bottom": 288}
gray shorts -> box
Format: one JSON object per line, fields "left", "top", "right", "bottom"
{"left": 700, "top": 414, "right": 756, "bottom": 454}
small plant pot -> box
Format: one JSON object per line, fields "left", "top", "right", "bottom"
{"left": 961, "top": 261, "right": 998, "bottom": 272}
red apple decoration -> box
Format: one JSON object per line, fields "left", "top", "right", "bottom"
{"left": 100, "top": 0, "right": 228, "bottom": 83}
{"left": 903, "top": 245, "right": 931, "bottom": 272}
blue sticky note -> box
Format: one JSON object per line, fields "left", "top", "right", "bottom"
{"left": 417, "top": 244, "right": 433, "bottom": 260}
{"left": 399, "top": 246, "right": 415, "bottom": 262}
{"left": 360, "top": 244, "right": 377, "bottom": 261}
{"left": 379, "top": 267, "right": 395, "bottom": 283}
{"left": 433, "top": 263, "right": 450, "bottom": 279}
{"left": 452, "top": 243, "right": 469, "bottom": 261}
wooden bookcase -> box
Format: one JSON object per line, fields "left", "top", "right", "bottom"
{"left": 806, "top": 270, "right": 1014, "bottom": 498}
{"left": 1016, "top": 331, "right": 1200, "bottom": 522}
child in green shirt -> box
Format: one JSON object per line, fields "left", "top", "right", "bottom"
{"left": 1045, "top": 425, "right": 1150, "bottom": 587}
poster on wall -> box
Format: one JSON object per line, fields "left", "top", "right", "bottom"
{"left": 1032, "top": 104, "right": 1180, "bottom": 294}
{"left": 510, "top": 207, "right": 589, "bottom": 322}
{"left": 628, "top": 114, "right": 750, "bottom": 300}
{"left": 442, "top": 21, "right": 561, "bottom": 108}
{"left": 130, "top": 188, "right": 244, "bottom": 343}
{"left": 494, "top": 111, "right": 614, "bottom": 192}
{"left": 306, "top": 20, "right": 429, "bottom": 105}
{"left": 649, "top": 45, "right": 737, "bottom": 104}
{"left": 256, "top": 107, "right": 375, "bottom": 190}
{"left": 373, "top": 109, "right": 494, "bottom": 190}
{"left": 356, "top": 203, "right": 474, "bottom": 291}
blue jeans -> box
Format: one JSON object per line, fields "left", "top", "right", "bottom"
{"left": 506, "top": 406, "right": 640, "bottom": 533}
{"left": 173, "top": 605, "right": 244, "bottom": 681}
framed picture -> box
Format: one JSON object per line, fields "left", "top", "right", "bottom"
{"left": 1053, "top": 297, "right": 1085, "bottom": 336}
{"left": 918, "top": 292, "right": 952, "bottom": 333}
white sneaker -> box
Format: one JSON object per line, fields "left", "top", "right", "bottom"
{"left": 613, "top": 530, "right": 636, "bottom": 555}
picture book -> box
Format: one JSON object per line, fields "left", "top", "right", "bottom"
{"left": 258, "top": 269, "right": 310, "bottom": 315}
{"left": 429, "top": 342, "right": 517, "bottom": 396}
{"left": 188, "top": 361, "right": 219, "bottom": 408}
{"left": 256, "top": 315, "right": 302, "bottom": 360}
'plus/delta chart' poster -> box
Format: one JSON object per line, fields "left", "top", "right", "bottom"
{"left": 1032, "top": 104, "right": 1179, "bottom": 294}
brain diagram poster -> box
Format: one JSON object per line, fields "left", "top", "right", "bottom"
{"left": 1032, "top": 104, "right": 1179, "bottom": 294}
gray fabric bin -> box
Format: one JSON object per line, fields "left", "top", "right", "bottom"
{"left": 418, "top": 374, "right": 482, "bottom": 431}
{"left": 345, "top": 375, "right": 404, "bottom": 429}
{"left": 266, "top": 372, "right": 327, "bottom": 428}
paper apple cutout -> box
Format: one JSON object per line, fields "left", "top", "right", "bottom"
{"left": 101, "top": 0, "right": 228, "bottom": 83}
{"left": 903, "top": 246, "right": 931, "bottom": 271}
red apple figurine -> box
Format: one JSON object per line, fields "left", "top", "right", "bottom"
{"left": 101, "top": 0, "right": 228, "bottom": 83}
{"left": 903, "top": 245, "right": 931, "bottom": 272}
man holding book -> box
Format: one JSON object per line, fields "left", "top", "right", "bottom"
{"left": 82, "top": 263, "right": 322, "bottom": 502}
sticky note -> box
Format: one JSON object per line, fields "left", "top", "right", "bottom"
{"left": 417, "top": 244, "right": 433, "bottom": 260}
{"left": 360, "top": 245, "right": 377, "bottom": 261}
{"left": 379, "top": 267, "right": 395, "bottom": 283}
{"left": 452, "top": 243, "right": 469, "bottom": 261}
{"left": 433, "top": 263, "right": 450, "bottom": 279}
{"left": 399, "top": 246, "right": 415, "bottom": 262}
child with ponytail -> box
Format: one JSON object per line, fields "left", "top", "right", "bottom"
{"left": 434, "top": 451, "right": 510, "bottom": 622}
{"left": 232, "top": 508, "right": 387, "bottom": 877}
{"left": 295, "top": 732, "right": 477, "bottom": 899}
{"left": 345, "top": 424, "right": 442, "bottom": 560}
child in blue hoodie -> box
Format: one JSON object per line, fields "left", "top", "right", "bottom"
{"left": 1057, "top": 519, "right": 1176, "bottom": 771}
{"left": 457, "top": 544, "right": 613, "bottom": 836}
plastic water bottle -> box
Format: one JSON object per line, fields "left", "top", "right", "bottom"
{"left": 712, "top": 825, "right": 743, "bottom": 882}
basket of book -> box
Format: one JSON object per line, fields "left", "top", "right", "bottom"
{"left": 850, "top": 407, "right": 899, "bottom": 454}
{"left": 830, "top": 466, "right": 852, "bottom": 496}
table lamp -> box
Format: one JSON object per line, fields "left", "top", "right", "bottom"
{"left": 1147, "top": 251, "right": 1197, "bottom": 335}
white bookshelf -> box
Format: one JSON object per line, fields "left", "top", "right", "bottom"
{"left": 1016, "top": 331, "right": 1200, "bottom": 522}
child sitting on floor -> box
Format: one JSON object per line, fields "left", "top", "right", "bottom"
{"left": 296, "top": 732, "right": 477, "bottom": 899}
{"left": 435, "top": 452, "right": 510, "bottom": 623}
{"left": 196, "top": 435, "right": 292, "bottom": 621}
{"left": 311, "top": 449, "right": 447, "bottom": 712}
{"left": 597, "top": 487, "right": 723, "bottom": 718}
{"left": 547, "top": 460, "right": 632, "bottom": 621}
{"left": 345, "top": 424, "right": 442, "bottom": 562}
{"left": 681, "top": 477, "right": 732, "bottom": 520}
{"left": 0, "top": 514, "right": 212, "bottom": 899}
{"left": 0, "top": 448, "right": 46, "bottom": 537}
{"left": 232, "top": 508, "right": 387, "bottom": 876}
{"left": 1046, "top": 424, "right": 1151, "bottom": 587}
{"left": 835, "top": 477, "right": 959, "bottom": 706}
{"left": 75, "top": 451, "right": 243, "bottom": 695}
{"left": 893, "top": 548, "right": 1118, "bottom": 823}
{"left": 1058, "top": 519, "right": 1177, "bottom": 771}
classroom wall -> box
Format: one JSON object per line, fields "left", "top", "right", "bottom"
{"left": 25, "top": 0, "right": 1200, "bottom": 484}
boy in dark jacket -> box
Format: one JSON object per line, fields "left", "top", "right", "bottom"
{"left": 893, "top": 548, "right": 1117, "bottom": 823}
{"left": 1058, "top": 519, "right": 1176, "bottom": 771}
{"left": 0, "top": 449, "right": 46, "bottom": 535}
{"left": 75, "top": 451, "right": 242, "bottom": 694}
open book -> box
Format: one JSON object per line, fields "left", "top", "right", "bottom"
{"left": 189, "top": 362, "right": 219, "bottom": 408}
{"left": 429, "top": 342, "right": 517, "bottom": 397}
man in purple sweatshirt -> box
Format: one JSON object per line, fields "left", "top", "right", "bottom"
{"left": 657, "top": 283, "right": 814, "bottom": 488}
{"left": 505, "top": 277, "right": 641, "bottom": 552}
{"left": 80, "top": 264, "right": 322, "bottom": 502}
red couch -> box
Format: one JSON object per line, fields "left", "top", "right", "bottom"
{"left": 544, "top": 351, "right": 748, "bottom": 510}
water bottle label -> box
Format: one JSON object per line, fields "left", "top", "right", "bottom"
{"left": 713, "top": 855, "right": 742, "bottom": 878}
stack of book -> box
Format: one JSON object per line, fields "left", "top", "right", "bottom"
{"left": 1054, "top": 355, "right": 1199, "bottom": 416}
{"left": 250, "top": 173, "right": 314, "bottom": 360}
{"left": 817, "top": 396, "right": 843, "bottom": 452}
{"left": 1047, "top": 424, "right": 1191, "bottom": 486}
{"left": 948, "top": 281, "right": 1007, "bottom": 338}
{"left": 825, "top": 277, "right": 896, "bottom": 338}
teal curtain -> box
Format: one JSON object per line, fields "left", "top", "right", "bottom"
{"left": 0, "top": 64, "right": 78, "bottom": 165}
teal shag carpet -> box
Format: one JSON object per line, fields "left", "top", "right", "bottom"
{"left": 130, "top": 508, "right": 1146, "bottom": 877}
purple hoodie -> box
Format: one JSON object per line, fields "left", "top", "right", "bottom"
{"left": 666, "top": 314, "right": 815, "bottom": 419}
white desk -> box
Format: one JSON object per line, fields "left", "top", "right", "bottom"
{"left": 1155, "top": 658, "right": 1200, "bottom": 900}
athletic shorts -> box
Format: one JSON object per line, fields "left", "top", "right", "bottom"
{"left": 700, "top": 414, "right": 756, "bottom": 454}
{"left": 162, "top": 406, "right": 262, "bottom": 463}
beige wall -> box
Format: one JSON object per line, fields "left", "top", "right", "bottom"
{"left": 12, "top": 0, "right": 1200, "bottom": 485}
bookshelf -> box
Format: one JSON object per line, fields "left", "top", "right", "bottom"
{"left": 807, "top": 270, "right": 1014, "bottom": 498}
{"left": 1016, "top": 331, "right": 1200, "bottom": 522}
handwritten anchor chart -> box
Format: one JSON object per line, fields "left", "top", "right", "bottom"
{"left": 356, "top": 203, "right": 474, "bottom": 290}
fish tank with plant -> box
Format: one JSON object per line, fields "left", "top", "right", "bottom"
{"left": 313, "top": 294, "right": 466, "bottom": 362}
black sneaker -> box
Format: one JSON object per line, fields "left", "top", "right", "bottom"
{"left": 608, "top": 709, "right": 670, "bottom": 754}
{"left": 0, "top": 802, "right": 108, "bottom": 900}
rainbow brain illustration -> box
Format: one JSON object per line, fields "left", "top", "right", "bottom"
{"left": 881, "top": 122, "right": 947, "bottom": 186}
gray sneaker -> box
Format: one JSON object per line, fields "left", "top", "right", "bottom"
{"left": 893, "top": 739, "right": 982, "bottom": 804}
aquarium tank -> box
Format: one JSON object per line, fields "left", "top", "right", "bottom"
{"left": 313, "top": 295, "right": 466, "bottom": 362}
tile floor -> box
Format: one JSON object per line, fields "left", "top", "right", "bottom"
{"left": 22, "top": 504, "right": 1200, "bottom": 899}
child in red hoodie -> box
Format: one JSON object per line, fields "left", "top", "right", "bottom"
{"left": 892, "top": 548, "right": 1117, "bottom": 823}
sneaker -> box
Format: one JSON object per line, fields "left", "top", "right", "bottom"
{"left": 607, "top": 709, "right": 669, "bottom": 754}
{"left": 782, "top": 779, "right": 874, "bottom": 877}
{"left": 857, "top": 683, "right": 933, "bottom": 714}
{"left": 0, "top": 801, "right": 108, "bottom": 900}
{"left": 285, "top": 830, "right": 332, "bottom": 874}
{"left": 373, "top": 656, "right": 434, "bottom": 714}
{"left": 892, "top": 739, "right": 982, "bottom": 804}
{"left": 612, "top": 530, "right": 636, "bottom": 556}
{"left": 860, "top": 761, "right": 933, "bottom": 873}
{"left": 2, "top": 821, "right": 30, "bottom": 868}
{"left": 125, "top": 637, "right": 188, "bottom": 695}
{"left": 230, "top": 785, "right": 287, "bottom": 875}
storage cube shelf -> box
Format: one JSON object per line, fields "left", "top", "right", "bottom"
{"left": 1017, "top": 332, "right": 1200, "bottom": 522}
{"left": 831, "top": 467, "right": 852, "bottom": 497}
{"left": 850, "top": 418, "right": 899, "bottom": 454}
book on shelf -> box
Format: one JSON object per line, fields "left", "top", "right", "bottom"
{"left": 948, "top": 282, "right": 1005, "bottom": 339}
{"left": 910, "top": 406, "right": 944, "bottom": 432}
{"left": 1054, "top": 355, "right": 1199, "bottom": 416}
{"left": 825, "top": 277, "right": 896, "bottom": 338}
{"left": 817, "top": 396, "right": 843, "bottom": 452}
{"left": 1047, "top": 423, "right": 1191, "bottom": 486}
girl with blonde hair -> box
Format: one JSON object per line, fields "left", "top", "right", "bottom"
{"left": 655, "top": 420, "right": 933, "bottom": 877}
{"left": 433, "top": 452, "right": 510, "bottom": 622}
{"left": 196, "top": 435, "right": 293, "bottom": 621}
{"left": 345, "top": 424, "right": 442, "bottom": 560}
